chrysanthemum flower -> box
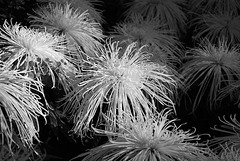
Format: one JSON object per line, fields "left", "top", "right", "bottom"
{"left": 63, "top": 40, "right": 177, "bottom": 136}
{"left": 29, "top": 2, "right": 105, "bottom": 57}
{"left": 0, "top": 21, "right": 77, "bottom": 92}
{"left": 0, "top": 64, "right": 48, "bottom": 149}
{"left": 73, "top": 109, "right": 212, "bottom": 161}
{"left": 189, "top": 0, "right": 240, "bottom": 14}
{"left": 210, "top": 115, "right": 240, "bottom": 153}
{"left": 218, "top": 145, "right": 240, "bottom": 161}
{"left": 37, "top": 0, "right": 104, "bottom": 23}
{"left": 180, "top": 39, "right": 240, "bottom": 112}
{"left": 110, "top": 14, "right": 182, "bottom": 67}
{"left": 123, "top": 0, "right": 187, "bottom": 37}
{"left": 192, "top": 11, "right": 240, "bottom": 44}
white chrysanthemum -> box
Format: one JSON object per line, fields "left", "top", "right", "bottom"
{"left": 0, "top": 21, "right": 77, "bottom": 91}
{"left": 29, "top": 2, "right": 104, "bottom": 57}
{"left": 0, "top": 64, "right": 48, "bottom": 149}
{"left": 63, "top": 40, "right": 177, "bottom": 136}
{"left": 193, "top": 11, "right": 240, "bottom": 44}
{"left": 74, "top": 109, "right": 212, "bottom": 161}
{"left": 181, "top": 39, "right": 240, "bottom": 112}
{"left": 123, "top": 0, "right": 187, "bottom": 36}
{"left": 111, "top": 15, "right": 182, "bottom": 67}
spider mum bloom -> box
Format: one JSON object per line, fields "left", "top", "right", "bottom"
{"left": 218, "top": 145, "right": 240, "bottom": 161}
{"left": 0, "top": 64, "right": 48, "bottom": 150}
{"left": 123, "top": 0, "right": 187, "bottom": 37}
{"left": 189, "top": 0, "right": 240, "bottom": 14}
{"left": 73, "top": 109, "right": 212, "bottom": 161}
{"left": 38, "top": 0, "right": 104, "bottom": 23}
{"left": 193, "top": 11, "right": 240, "bottom": 44}
{"left": 210, "top": 114, "right": 240, "bottom": 154}
{"left": 29, "top": 2, "right": 104, "bottom": 57}
{"left": 180, "top": 39, "right": 240, "bottom": 112}
{"left": 0, "top": 21, "right": 77, "bottom": 91}
{"left": 111, "top": 15, "right": 182, "bottom": 67}
{"left": 63, "top": 40, "right": 177, "bottom": 136}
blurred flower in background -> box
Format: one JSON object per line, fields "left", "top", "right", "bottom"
{"left": 123, "top": 0, "right": 187, "bottom": 37}
{"left": 192, "top": 10, "right": 240, "bottom": 44}
{"left": 181, "top": 39, "right": 240, "bottom": 112}
{"left": 188, "top": 0, "right": 240, "bottom": 14}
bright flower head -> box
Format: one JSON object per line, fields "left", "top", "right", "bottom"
{"left": 0, "top": 21, "right": 77, "bottom": 91}
{"left": 75, "top": 109, "right": 212, "bottom": 161}
{"left": 29, "top": 2, "right": 104, "bottom": 57}
{"left": 63, "top": 40, "right": 177, "bottom": 136}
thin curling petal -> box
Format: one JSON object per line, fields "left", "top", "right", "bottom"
{"left": 73, "top": 109, "right": 212, "bottom": 161}
{"left": 188, "top": 0, "right": 240, "bottom": 14}
{"left": 0, "top": 64, "right": 48, "bottom": 150}
{"left": 192, "top": 11, "right": 240, "bottom": 44}
{"left": 38, "top": 0, "right": 104, "bottom": 23}
{"left": 123, "top": 0, "right": 187, "bottom": 37}
{"left": 219, "top": 145, "right": 240, "bottom": 161}
{"left": 210, "top": 114, "right": 240, "bottom": 153}
{"left": 29, "top": 2, "right": 104, "bottom": 57}
{"left": 63, "top": 40, "right": 177, "bottom": 136}
{"left": 180, "top": 39, "right": 240, "bottom": 112}
{"left": 0, "top": 21, "right": 77, "bottom": 91}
